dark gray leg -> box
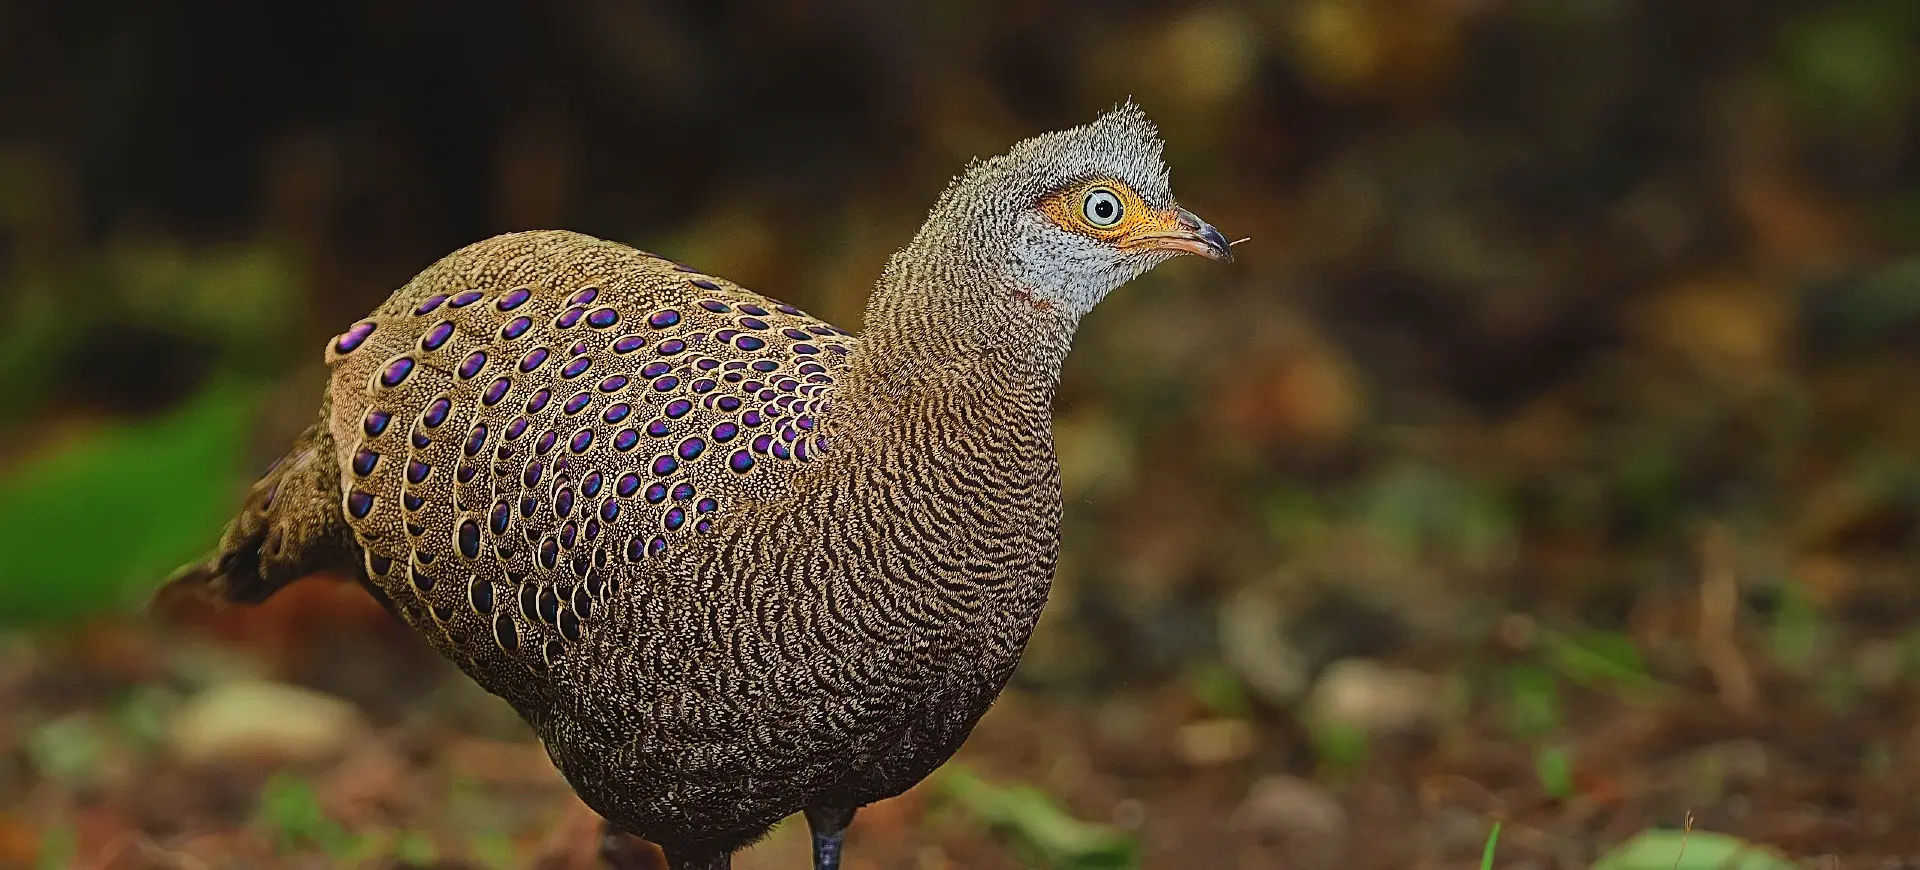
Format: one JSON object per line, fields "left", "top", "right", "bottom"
{"left": 803, "top": 806, "right": 857, "bottom": 870}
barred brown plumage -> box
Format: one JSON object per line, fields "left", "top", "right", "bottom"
{"left": 160, "top": 103, "right": 1232, "bottom": 870}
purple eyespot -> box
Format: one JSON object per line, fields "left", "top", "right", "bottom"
{"left": 520, "top": 347, "right": 550, "bottom": 372}
{"left": 351, "top": 448, "right": 379, "bottom": 477}
{"left": 665, "top": 399, "right": 692, "bottom": 418}
{"left": 677, "top": 438, "right": 706, "bottom": 460}
{"left": 535, "top": 429, "right": 558, "bottom": 454}
{"left": 715, "top": 329, "right": 738, "bottom": 343}
{"left": 414, "top": 294, "right": 448, "bottom": 315}
{"left": 664, "top": 507, "right": 686, "bottom": 531}
{"left": 699, "top": 300, "right": 730, "bottom": 313}
{"left": 406, "top": 459, "right": 431, "bottom": 484}
{"left": 564, "top": 392, "right": 592, "bottom": 415}
{"left": 501, "top": 316, "right": 533, "bottom": 340}
{"left": 644, "top": 482, "right": 668, "bottom": 503}
{"left": 422, "top": 321, "right": 456, "bottom": 351}
{"left": 742, "top": 410, "right": 764, "bottom": 427}
{"left": 648, "top": 536, "right": 667, "bottom": 558}
{"left": 336, "top": 321, "right": 377, "bottom": 354}
{"left": 346, "top": 490, "right": 375, "bottom": 518}
{"left": 526, "top": 389, "right": 551, "bottom": 414}
{"left": 523, "top": 461, "right": 544, "bottom": 487}
{"left": 772, "top": 440, "right": 790, "bottom": 460}
{"left": 776, "top": 303, "right": 801, "bottom": 315}
{"left": 646, "top": 419, "right": 671, "bottom": 438}
{"left": 751, "top": 360, "right": 779, "bottom": 373}
{"left": 739, "top": 316, "right": 768, "bottom": 331}
{"left": 562, "top": 357, "right": 591, "bottom": 379}
{"left": 657, "top": 339, "right": 686, "bottom": 356}
{"left": 555, "top": 488, "right": 576, "bottom": 518}
{"left": 423, "top": 397, "right": 451, "bottom": 428}
{"left": 582, "top": 471, "right": 604, "bottom": 498}
{"left": 604, "top": 403, "right": 631, "bottom": 424}
{"left": 697, "top": 497, "right": 718, "bottom": 513}
{"left": 729, "top": 450, "right": 754, "bottom": 473}
{"left": 599, "top": 375, "right": 628, "bottom": 393}
{"left": 712, "top": 422, "right": 738, "bottom": 442}
{"left": 483, "top": 377, "right": 512, "bottom": 406}
{"left": 642, "top": 362, "right": 672, "bottom": 379}
{"left": 652, "top": 455, "right": 678, "bottom": 476}
{"left": 464, "top": 423, "right": 489, "bottom": 457}
{"left": 613, "top": 335, "right": 647, "bottom": 354}
{"left": 600, "top": 499, "right": 620, "bottom": 522}
{"left": 364, "top": 409, "right": 392, "bottom": 437}
{"left": 449, "top": 290, "right": 483, "bottom": 308}
{"left": 497, "top": 288, "right": 532, "bottom": 311}
{"left": 588, "top": 308, "right": 618, "bottom": 328}
{"left": 380, "top": 357, "right": 415, "bottom": 387}
{"left": 648, "top": 309, "right": 681, "bottom": 329}
{"left": 571, "top": 286, "right": 599, "bottom": 306}
{"left": 653, "top": 375, "right": 679, "bottom": 392}
{"left": 752, "top": 434, "right": 772, "bottom": 454}
{"left": 692, "top": 378, "right": 716, "bottom": 393}
{"left": 736, "top": 335, "right": 765, "bottom": 351}
{"left": 783, "top": 328, "right": 811, "bottom": 340}
{"left": 570, "top": 429, "right": 594, "bottom": 453}
{"left": 557, "top": 307, "right": 586, "bottom": 329}
{"left": 718, "top": 396, "right": 742, "bottom": 412}
{"left": 739, "top": 303, "right": 769, "bottom": 316}
{"left": 690, "top": 278, "right": 720, "bottom": 291}
{"left": 459, "top": 350, "right": 488, "bottom": 379}
{"left": 491, "top": 501, "right": 511, "bottom": 535}
{"left": 613, "top": 429, "right": 639, "bottom": 451}
{"left": 457, "top": 519, "right": 481, "bottom": 558}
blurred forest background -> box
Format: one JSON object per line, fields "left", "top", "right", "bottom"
{"left": 2, "top": 0, "right": 1918, "bottom": 867}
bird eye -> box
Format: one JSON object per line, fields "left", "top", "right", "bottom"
{"left": 1082, "top": 188, "right": 1124, "bottom": 228}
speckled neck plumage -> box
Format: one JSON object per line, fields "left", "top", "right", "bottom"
{"left": 162, "top": 103, "right": 1224, "bottom": 870}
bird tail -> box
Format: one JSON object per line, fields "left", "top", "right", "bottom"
{"left": 153, "top": 421, "right": 356, "bottom": 615}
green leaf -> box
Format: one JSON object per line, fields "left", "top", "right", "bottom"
{"left": 1535, "top": 745, "right": 1575, "bottom": 800}
{"left": 1480, "top": 821, "right": 1501, "bottom": 870}
{"left": 936, "top": 766, "right": 1136, "bottom": 869}
{"left": 0, "top": 384, "right": 253, "bottom": 624}
{"left": 253, "top": 771, "right": 359, "bottom": 857}
{"left": 1593, "top": 829, "right": 1797, "bottom": 870}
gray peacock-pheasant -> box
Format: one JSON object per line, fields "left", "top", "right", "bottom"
{"left": 163, "top": 104, "right": 1233, "bottom": 870}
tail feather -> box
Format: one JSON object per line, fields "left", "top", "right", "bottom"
{"left": 154, "top": 422, "right": 356, "bottom": 614}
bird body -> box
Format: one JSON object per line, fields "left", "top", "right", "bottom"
{"left": 165, "top": 105, "right": 1231, "bottom": 869}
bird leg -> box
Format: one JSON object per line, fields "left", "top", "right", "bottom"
{"left": 803, "top": 806, "right": 857, "bottom": 870}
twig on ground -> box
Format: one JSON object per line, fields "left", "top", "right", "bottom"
{"left": 1697, "top": 524, "right": 1756, "bottom": 714}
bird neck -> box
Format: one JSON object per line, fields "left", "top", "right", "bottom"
{"left": 843, "top": 247, "right": 1076, "bottom": 419}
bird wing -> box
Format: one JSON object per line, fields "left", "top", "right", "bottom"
{"left": 322, "top": 230, "right": 854, "bottom": 706}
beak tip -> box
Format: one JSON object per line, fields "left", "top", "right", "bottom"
{"left": 1175, "top": 207, "right": 1235, "bottom": 263}
{"left": 1196, "top": 223, "right": 1234, "bottom": 263}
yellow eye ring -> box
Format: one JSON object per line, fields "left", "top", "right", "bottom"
{"left": 1082, "top": 188, "right": 1125, "bottom": 228}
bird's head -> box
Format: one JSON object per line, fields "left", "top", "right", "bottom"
{"left": 911, "top": 103, "right": 1233, "bottom": 321}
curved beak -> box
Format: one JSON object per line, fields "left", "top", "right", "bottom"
{"left": 1123, "top": 207, "right": 1236, "bottom": 263}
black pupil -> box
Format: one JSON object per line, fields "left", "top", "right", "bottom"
{"left": 1093, "top": 197, "right": 1114, "bottom": 220}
